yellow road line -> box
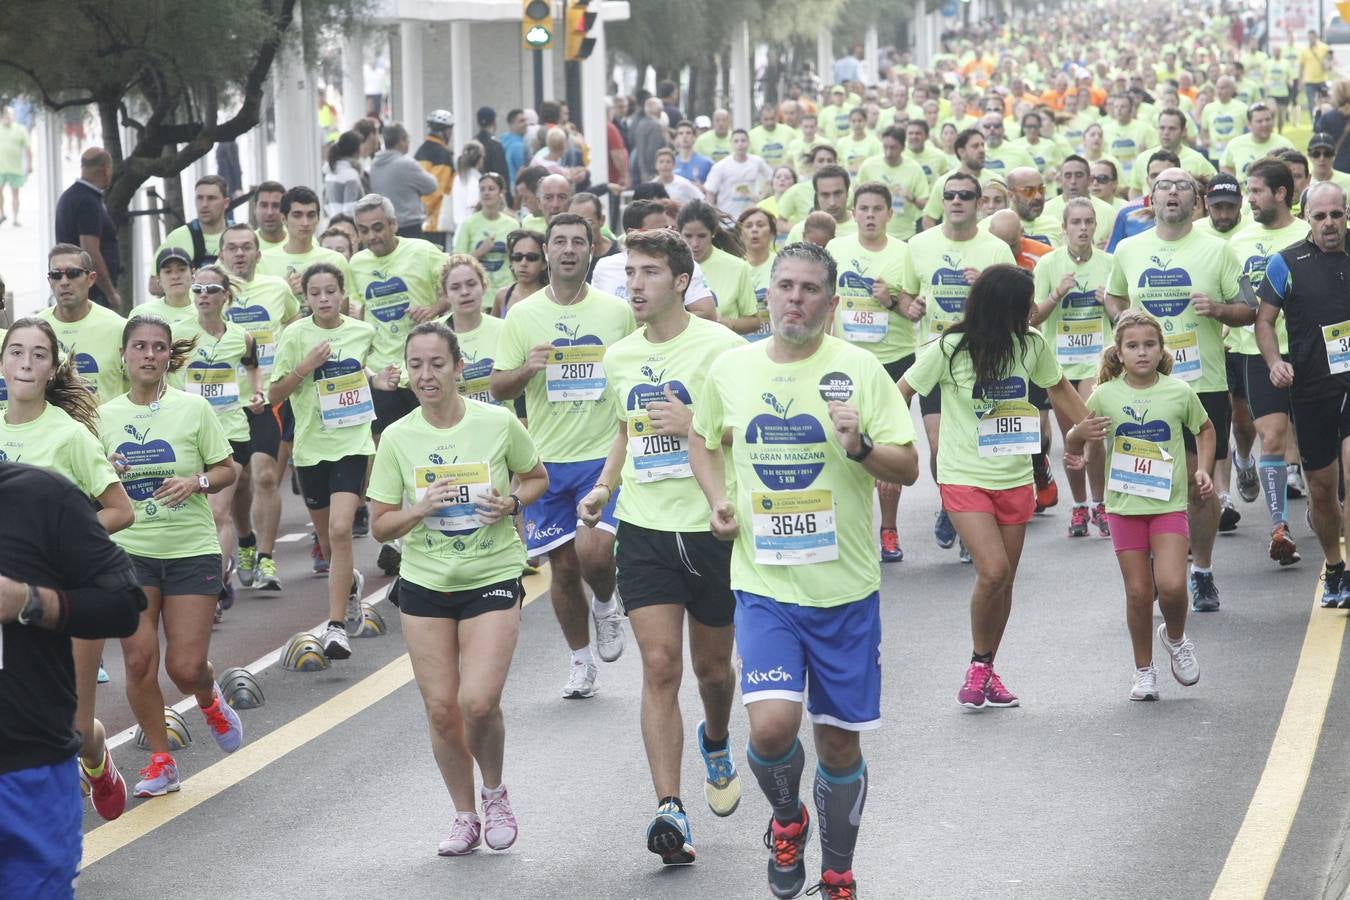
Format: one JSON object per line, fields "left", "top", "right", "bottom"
{"left": 1210, "top": 586, "right": 1348, "bottom": 899}
{"left": 83, "top": 570, "right": 552, "bottom": 868}
{"left": 522, "top": 561, "right": 550, "bottom": 607}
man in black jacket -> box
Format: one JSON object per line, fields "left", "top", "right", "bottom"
{"left": 475, "top": 106, "right": 511, "bottom": 204}
{"left": 0, "top": 463, "right": 145, "bottom": 897}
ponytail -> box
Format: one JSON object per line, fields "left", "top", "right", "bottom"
{"left": 2, "top": 318, "right": 100, "bottom": 436}
{"left": 1098, "top": 309, "right": 1172, "bottom": 385}
{"left": 1095, "top": 343, "right": 1126, "bottom": 385}
{"left": 122, "top": 314, "right": 198, "bottom": 375}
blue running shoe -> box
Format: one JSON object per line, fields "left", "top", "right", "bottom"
{"left": 879, "top": 528, "right": 903, "bottom": 563}
{"left": 934, "top": 509, "right": 957, "bottom": 549}
{"left": 647, "top": 801, "right": 695, "bottom": 865}
{"left": 1189, "top": 571, "right": 1220, "bottom": 612}
{"left": 97, "top": 659, "right": 110, "bottom": 684}
{"left": 201, "top": 684, "right": 244, "bottom": 753}
{"left": 696, "top": 721, "right": 741, "bottom": 816}
{"left": 1322, "top": 566, "right": 1344, "bottom": 609}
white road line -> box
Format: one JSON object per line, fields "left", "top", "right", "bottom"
{"left": 273, "top": 532, "right": 309, "bottom": 543}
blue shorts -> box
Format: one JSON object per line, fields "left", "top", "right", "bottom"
{"left": 525, "top": 459, "right": 619, "bottom": 554}
{"left": 734, "top": 590, "right": 882, "bottom": 731}
{"left": 0, "top": 759, "right": 81, "bottom": 898}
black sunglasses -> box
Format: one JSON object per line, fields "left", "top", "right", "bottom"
{"left": 1311, "top": 209, "right": 1347, "bottom": 221}
{"left": 510, "top": 252, "right": 543, "bottom": 263}
{"left": 943, "top": 189, "right": 978, "bottom": 201}
{"left": 47, "top": 266, "right": 88, "bottom": 281}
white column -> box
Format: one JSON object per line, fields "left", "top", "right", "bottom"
{"left": 731, "top": 20, "right": 752, "bottom": 130}
{"left": 25, "top": 112, "right": 65, "bottom": 316}
{"left": 582, "top": 16, "right": 610, "bottom": 187}
{"left": 399, "top": 20, "right": 425, "bottom": 131}
{"left": 541, "top": 48, "right": 556, "bottom": 102}
{"left": 913, "top": 0, "right": 927, "bottom": 68}
{"left": 864, "top": 22, "right": 879, "bottom": 85}
{"left": 450, "top": 21, "right": 472, "bottom": 155}
{"left": 273, "top": 48, "right": 323, "bottom": 195}
{"left": 817, "top": 29, "right": 833, "bottom": 88}
{"left": 343, "top": 36, "right": 365, "bottom": 125}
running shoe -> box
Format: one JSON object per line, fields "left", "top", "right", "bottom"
{"left": 1218, "top": 494, "right": 1240, "bottom": 533}
{"left": 353, "top": 503, "right": 370, "bottom": 538}
{"left": 984, "top": 669, "right": 1019, "bottom": 707}
{"left": 218, "top": 580, "right": 235, "bottom": 612}
{"left": 1091, "top": 502, "right": 1111, "bottom": 537}
{"left": 806, "top": 869, "right": 858, "bottom": 899}
{"left": 97, "top": 660, "right": 109, "bottom": 684}
{"left": 1034, "top": 456, "right": 1058, "bottom": 511}
{"left": 213, "top": 600, "right": 223, "bottom": 625}
{"left": 1236, "top": 460, "right": 1260, "bottom": 503}
{"left": 697, "top": 720, "right": 742, "bottom": 817}
{"left": 647, "top": 801, "right": 695, "bottom": 865}
{"left": 256, "top": 556, "right": 282, "bottom": 591}
{"left": 345, "top": 569, "right": 366, "bottom": 636}
{"left": 237, "top": 546, "right": 257, "bottom": 587}
{"left": 1129, "top": 665, "right": 1159, "bottom": 701}
{"left": 377, "top": 541, "right": 402, "bottom": 577}
{"left": 562, "top": 659, "right": 598, "bottom": 699}
{"left": 958, "top": 661, "right": 990, "bottom": 709}
{"left": 481, "top": 785, "right": 518, "bottom": 850}
{"left": 437, "top": 813, "right": 482, "bottom": 856}
{"left": 594, "top": 608, "right": 626, "bottom": 662}
{"left": 1068, "top": 505, "right": 1089, "bottom": 537}
{"left": 958, "top": 541, "right": 972, "bottom": 564}
{"left": 201, "top": 683, "right": 245, "bottom": 753}
{"left": 1322, "top": 566, "right": 1344, "bottom": 609}
{"left": 133, "top": 752, "right": 180, "bottom": 798}
{"left": 1189, "top": 571, "right": 1220, "bottom": 612}
{"left": 763, "top": 805, "right": 811, "bottom": 900}
{"left": 1287, "top": 464, "right": 1306, "bottom": 499}
{"left": 1269, "top": 522, "right": 1301, "bottom": 567}
{"left": 323, "top": 623, "right": 352, "bottom": 660}
{"left": 934, "top": 509, "right": 956, "bottom": 549}
{"left": 311, "top": 533, "right": 328, "bottom": 574}
{"left": 879, "top": 527, "right": 903, "bottom": 563}
{"left": 80, "top": 748, "right": 127, "bottom": 821}
{"left": 1157, "top": 625, "right": 1200, "bottom": 686}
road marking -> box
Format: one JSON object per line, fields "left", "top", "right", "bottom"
{"left": 522, "top": 562, "right": 550, "bottom": 607}
{"left": 273, "top": 532, "right": 309, "bottom": 543}
{"left": 86, "top": 567, "right": 553, "bottom": 866}
{"left": 1210, "top": 583, "right": 1348, "bottom": 899}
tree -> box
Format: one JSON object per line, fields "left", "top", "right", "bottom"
{"left": 0, "top": 0, "right": 368, "bottom": 299}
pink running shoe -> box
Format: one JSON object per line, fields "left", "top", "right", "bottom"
{"left": 984, "top": 669, "right": 1020, "bottom": 707}
{"left": 958, "top": 662, "right": 990, "bottom": 709}
{"left": 438, "top": 813, "right": 482, "bottom": 856}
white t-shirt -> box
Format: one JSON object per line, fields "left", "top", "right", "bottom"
{"left": 654, "top": 174, "right": 704, "bottom": 205}
{"left": 591, "top": 249, "right": 714, "bottom": 309}
{"left": 704, "top": 154, "right": 773, "bottom": 218}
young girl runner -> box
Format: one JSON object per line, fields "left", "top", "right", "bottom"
{"left": 1067, "top": 309, "right": 1210, "bottom": 701}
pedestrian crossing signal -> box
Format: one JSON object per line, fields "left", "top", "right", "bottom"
{"left": 523, "top": 0, "right": 552, "bottom": 50}
{"left": 564, "top": 0, "right": 598, "bottom": 62}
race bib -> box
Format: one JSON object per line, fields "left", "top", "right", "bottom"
{"left": 414, "top": 462, "right": 492, "bottom": 532}
{"left": 1324, "top": 321, "right": 1350, "bottom": 375}
{"left": 1108, "top": 436, "right": 1173, "bottom": 500}
{"left": 315, "top": 370, "right": 375, "bottom": 429}
{"left": 185, "top": 367, "right": 240, "bottom": 409}
{"left": 460, "top": 359, "right": 496, "bottom": 405}
{"left": 840, "top": 299, "right": 889, "bottom": 343}
{"left": 1056, "top": 319, "right": 1104, "bottom": 365}
{"left": 748, "top": 308, "right": 771, "bottom": 342}
{"left": 931, "top": 306, "right": 961, "bottom": 337}
{"left": 627, "top": 413, "right": 691, "bottom": 482}
{"left": 751, "top": 489, "right": 838, "bottom": 565}
{"left": 252, "top": 330, "right": 277, "bottom": 375}
{"left": 977, "top": 400, "right": 1041, "bottom": 457}
{"left": 1164, "top": 331, "right": 1201, "bottom": 381}
{"left": 546, "top": 345, "right": 606, "bottom": 402}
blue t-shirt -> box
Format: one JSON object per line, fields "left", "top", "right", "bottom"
{"left": 675, "top": 153, "right": 713, "bottom": 184}
{"left": 1106, "top": 200, "right": 1156, "bottom": 253}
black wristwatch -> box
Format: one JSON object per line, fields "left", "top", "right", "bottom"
{"left": 508, "top": 493, "right": 523, "bottom": 517}
{"left": 17, "top": 583, "right": 43, "bottom": 626}
{"left": 846, "top": 433, "right": 874, "bottom": 462}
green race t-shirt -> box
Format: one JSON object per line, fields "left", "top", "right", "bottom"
{"left": 1106, "top": 228, "right": 1242, "bottom": 394}
{"left": 452, "top": 212, "right": 518, "bottom": 294}
{"left": 1225, "top": 218, "right": 1309, "bottom": 355}
{"left": 350, "top": 237, "right": 448, "bottom": 372}
{"left": 1128, "top": 145, "right": 1216, "bottom": 194}
{"left": 904, "top": 329, "right": 1063, "bottom": 490}
{"left": 270, "top": 315, "right": 378, "bottom": 467}
{"left": 855, "top": 156, "right": 930, "bottom": 240}
{"left": 693, "top": 131, "right": 732, "bottom": 163}
{"left": 454, "top": 315, "right": 506, "bottom": 405}
{"left": 699, "top": 248, "right": 757, "bottom": 324}
{"left": 1201, "top": 98, "right": 1246, "bottom": 154}
{"left": 692, "top": 335, "right": 914, "bottom": 607}
{"left": 1101, "top": 119, "right": 1156, "bottom": 177}
{"left": 1087, "top": 374, "right": 1209, "bottom": 515}
{"left": 749, "top": 124, "right": 799, "bottom": 168}
{"left": 1221, "top": 133, "right": 1296, "bottom": 184}
{"left": 157, "top": 225, "right": 223, "bottom": 265}
{"left": 256, "top": 243, "right": 357, "bottom": 300}
{"left": 493, "top": 286, "right": 635, "bottom": 462}
{"left": 38, "top": 303, "right": 127, "bottom": 404}
{"left": 747, "top": 255, "right": 774, "bottom": 342}
{"left": 170, "top": 319, "right": 253, "bottom": 443}
{"left": 834, "top": 133, "right": 883, "bottom": 175}
{"left": 227, "top": 273, "right": 300, "bottom": 384}
{"left": 1032, "top": 246, "right": 1114, "bottom": 379}
{"left": 982, "top": 141, "right": 1037, "bottom": 177}
{"left": 98, "top": 387, "right": 231, "bottom": 560}
{"left": 605, "top": 314, "right": 745, "bottom": 532}
{"left": 902, "top": 227, "right": 1016, "bottom": 341}
{"left": 0, "top": 404, "right": 119, "bottom": 499}
{"left": 134, "top": 298, "right": 198, "bottom": 334}
{"left": 367, "top": 402, "right": 538, "bottom": 592}
{"left": 827, "top": 234, "right": 916, "bottom": 362}
{"left": 1043, "top": 194, "right": 1118, "bottom": 248}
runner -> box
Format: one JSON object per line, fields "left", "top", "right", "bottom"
{"left": 784, "top": 165, "right": 858, "bottom": 245}
{"left": 676, "top": 201, "right": 759, "bottom": 335}
{"left": 0, "top": 318, "right": 134, "bottom": 820}
{"left": 452, "top": 173, "right": 517, "bottom": 296}
{"left": 1105, "top": 168, "right": 1247, "bottom": 613}
{"left": 98, "top": 315, "right": 244, "bottom": 797}
{"left": 37, "top": 243, "right": 127, "bottom": 402}
{"left": 442, "top": 255, "right": 505, "bottom": 407}
{"left": 270, "top": 263, "right": 395, "bottom": 659}
{"left": 1030, "top": 197, "right": 1112, "bottom": 537}
{"left": 575, "top": 229, "right": 746, "bottom": 866}
{"left": 921, "top": 127, "right": 987, "bottom": 229}
{"left": 1043, "top": 155, "right": 1117, "bottom": 248}
{"left": 368, "top": 320, "right": 547, "bottom": 856}
{"left": 855, "top": 126, "right": 930, "bottom": 242}
{"left": 489, "top": 213, "right": 635, "bottom": 698}
{"left": 899, "top": 264, "right": 1092, "bottom": 708}
{"left": 137, "top": 247, "right": 202, "bottom": 333}
{"left": 1220, "top": 102, "right": 1294, "bottom": 184}
{"left": 491, "top": 229, "right": 548, "bottom": 320}
{"left": 256, "top": 186, "right": 355, "bottom": 302}
{"left": 738, "top": 206, "right": 777, "bottom": 341}
{"left": 252, "top": 180, "right": 288, "bottom": 251}
{"left": 1069, "top": 310, "right": 1209, "bottom": 700}
{"left": 592, "top": 200, "right": 717, "bottom": 320}
{"left": 689, "top": 241, "right": 919, "bottom": 899}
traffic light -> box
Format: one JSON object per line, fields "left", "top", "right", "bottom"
{"left": 564, "top": 0, "right": 598, "bottom": 62}
{"left": 522, "top": 0, "right": 552, "bottom": 50}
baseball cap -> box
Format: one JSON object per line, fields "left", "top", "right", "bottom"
{"left": 156, "top": 246, "right": 193, "bottom": 270}
{"left": 1309, "top": 132, "right": 1336, "bottom": 151}
{"left": 694, "top": 115, "right": 712, "bottom": 129}
{"left": 1205, "top": 172, "right": 1241, "bottom": 205}
{"left": 477, "top": 106, "right": 496, "bottom": 127}
{"left": 830, "top": 85, "right": 846, "bottom": 95}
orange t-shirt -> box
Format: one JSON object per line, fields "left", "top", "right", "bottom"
{"left": 1016, "top": 237, "right": 1053, "bottom": 271}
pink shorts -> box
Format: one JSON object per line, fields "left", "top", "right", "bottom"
{"left": 939, "top": 483, "right": 1036, "bottom": 526}
{"left": 1107, "top": 511, "right": 1190, "bottom": 554}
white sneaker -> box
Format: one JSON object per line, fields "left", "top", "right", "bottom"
{"left": 323, "top": 623, "right": 352, "bottom": 660}
{"left": 1130, "top": 665, "right": 1159, "bottom": 701}
{"left": 594, "top": 609, "right": 626, "bottom": 662}
{"left": 1157, "top": 625, "right": 1199, "bottom": 686}
{"left": 562, "top": 660, "right": 598, "bottom": 699}
{"left": 345, "top": 570, "right": 366, "bottom": 636}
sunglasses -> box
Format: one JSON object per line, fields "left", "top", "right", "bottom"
{"left": 510, "top": 252, "right": 543, "bottom": 263}
{"left": 1310, "top": 149, "right": 1334, "bottom": 158}
{"left": 1013, "top": 185, "right": 1046, "bottom": 197}
{"left": 943, "top": 190, "right": 978, "bottom": 201}
{"left": 47, "top": 266, "right": 88, "bottom": 281}
{"left": 1311, "top": 209, "right": 1347, "bottom": 221}
{"left": 191, "top": 282, "right": 228, "bottom": 295}
{"left": 1153, "top": 179, "right": 1196, "bottom": 193}
{"left": 1090, "top": 174, "right": 1115, "bottom": 184}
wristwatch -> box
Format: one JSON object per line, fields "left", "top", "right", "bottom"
{"left": 508, "top": 494, "right": 523, "bottom": 516}
{"left": 197, "top": 473, "right": 210, "bottom": 493}
{"left": 17, "top": 583, "right": 43, "bottom": 626}
{"left": 846, "top": 433, "right": 874, "bottom": 462}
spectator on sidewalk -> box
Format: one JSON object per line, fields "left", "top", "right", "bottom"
{"left": 0, "top": 107, "right": 32, "bottom": 227}
{"left": 54, "top": 148, "right": 122, "bottom": 312}
{"left": 373, "top": 121, "right": 439, "bottom": 243}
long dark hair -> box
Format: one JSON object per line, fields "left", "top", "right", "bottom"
{"left": 676, "top": 200, "right": 746, "bottom": 258}
{"left": 944, "top": 265, "right": 1036, "bottom": 387}
{"left": 121, "top": 315, "right": 196, "bottom": 374}
{"left": 1, "top": 318, "right": 100, "bottom": 435}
